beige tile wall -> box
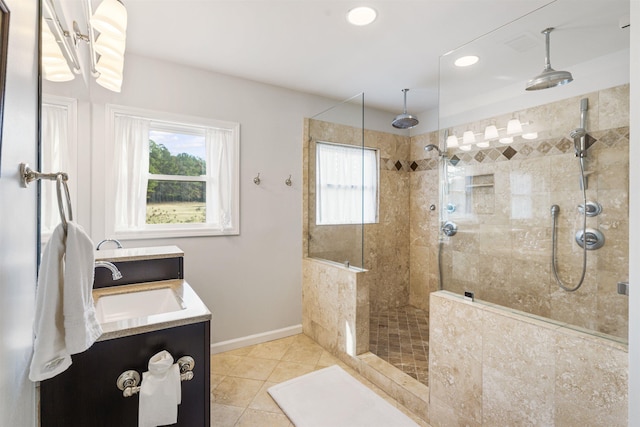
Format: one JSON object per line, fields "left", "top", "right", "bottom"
{"left": 302, "top": 258, "right": 370, "bottom": 356}
{"left": 304, "top": 84, "right": 629, "bottom": 338}
{"left": 432, "top": 84, "right": 629, "bottom": 339}
{"left": 429, "top": 291, "right": 628, "bottom": 427}
{"left": 305, "top": 120, "right": 412, "bottom": 312}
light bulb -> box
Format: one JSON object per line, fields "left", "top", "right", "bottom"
{"left": 446, "top": 135, "right": 459, "bottom": 148}
{"left": 484, "top": 125, "right": 499, "bottom": 140}
{"left": 463, "top": 131, "right": 476, "bottom": 144}
{"left": 507, "top": 119, "right": 523, "bottom": 135}
{"left": 91, "top": 0, "right": 128, "bottom": 39}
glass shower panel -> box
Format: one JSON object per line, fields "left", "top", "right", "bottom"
{"left": 438, "top": 0, "right": 630, "bottom": 340}
{"left": 307, "top": 93, "right": 365, "bottom": 269}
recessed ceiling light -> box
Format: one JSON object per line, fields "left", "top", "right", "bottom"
{"left": 454, "top": 55, "right": 479, "bottom": 67}
{"left": 347, "top": 6, "right": 377, "bottom": 26}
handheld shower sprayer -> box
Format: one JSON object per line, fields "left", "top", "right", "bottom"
{"left": 570, "top": 127, "right": 587, "bottom": 158}
{"left": 571, "top": 98, "right": 589, "bottom": 158}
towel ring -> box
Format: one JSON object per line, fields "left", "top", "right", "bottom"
{"left": 19, "top": 163, "right": 74, "bottom": 234}
{"left": 56, "top": 174, "right": 73, "bottom": 233}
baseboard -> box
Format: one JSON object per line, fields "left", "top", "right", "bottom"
{"left": 210, "top": 324, "right": 303, "bottom": 354}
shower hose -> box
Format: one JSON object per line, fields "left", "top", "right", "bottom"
{"left": 550, "top": 157, "right": 588, "bottom": 292}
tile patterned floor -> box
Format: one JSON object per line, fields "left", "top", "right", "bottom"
{"left": 369, "top": 305, "right": 430, "bottom": 386}
{"left": 210, "top": 334, "right": 430, "bottom": 426}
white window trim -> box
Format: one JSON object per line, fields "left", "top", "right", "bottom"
{"left": 41, "top": 95, "right": 78, "bottom": 244}
{"left": 104, "top": 104, "right": 240, "bottom": 240}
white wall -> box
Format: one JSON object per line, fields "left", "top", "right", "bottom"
{"left": 0, "top": 1, "right": 39, "bottom": 425}
{"left": 45, "top": 53, "right": 393, "bottom": 345}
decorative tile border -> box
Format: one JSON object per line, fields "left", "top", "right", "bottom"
{"left": 395, "top": 126, "right": 629, "bottom": 172}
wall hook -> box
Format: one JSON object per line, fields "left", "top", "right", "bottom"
{"left": 285, "top": 175, "right": 292, "bottom": 186}
{"left": 253, "top": 173, "right": 261, "bottom": 185}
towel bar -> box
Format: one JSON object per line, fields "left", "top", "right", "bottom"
{"left": 19, "top": 162, "right": 73, "bottom": 233}
{"left": 116, "top": 356, "right": 195, "bottom": 397}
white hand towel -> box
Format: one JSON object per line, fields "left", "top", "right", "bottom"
{"left": 29, "top": 221, "right": 102, "bottom": 382}
{"left": 63, "top": 221, "right": 102, "bottom": 354}
{"left": 29, "top": 224, "right": 72, "bottom": 381}
{"left": 139, "top": 350, "right": 182, "bottom": 427}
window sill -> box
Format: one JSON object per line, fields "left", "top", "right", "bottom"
{"left": 112, "top": 226, "right": 239, "bottom": 240}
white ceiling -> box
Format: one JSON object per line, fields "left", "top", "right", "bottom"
{"left": 59, "top": 0, "right": 631, "bottom": 114}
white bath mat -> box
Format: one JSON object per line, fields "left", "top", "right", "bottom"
{"left": 268, "top": 365, "right": 419, "bottom": 427}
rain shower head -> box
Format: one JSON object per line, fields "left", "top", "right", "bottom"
{"left": 526, "top": 28, "right": 573, "bottom": 91}
{"left": 392, "top": 89, "right": 419, "bottom": 129}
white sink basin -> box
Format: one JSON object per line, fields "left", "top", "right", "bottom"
{"left": 94, "top": 287, "right": 185, "bottom": 324}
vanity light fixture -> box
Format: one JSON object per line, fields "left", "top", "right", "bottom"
{"left": 347, "top": 6, "right": 377, "bottom": 26}
{"left": 462, "top": 131, "right": 476, "bottom": 145}
{"left": 476, "top": 141, "right": 491, "bottom": 148}
{"left": 41, "top": 0, "right": 128, "bottom": 92}
{"left": 446, "top": 134, "right": 459, "bottom": 148}
{"left": 522, "top": 132, "right": 539, "bottom": 140}
{"left": 454, "top": 55, "right": 479, "bottom": 67}
{"left": 484, "top": 125, "right": 499, "bottom": 140}
{"left": 499, "top": 137, "right": 514, "bottom": 144}
{"left": 506, "top": 118, "right": 523, "bottom": 135}
{"left": 41, "top": 21, "right": 75, "bottom": 82}
{"left": 459, "top": 144, "right": 472, "bottom": 151}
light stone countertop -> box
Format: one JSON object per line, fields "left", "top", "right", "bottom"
{"left": 94, "top": 245, "right": 184, "bottom": 262}
{"left": 93, "top": 279, "right": 211, "bottom": 341}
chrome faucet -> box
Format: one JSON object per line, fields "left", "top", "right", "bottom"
{"left": 95, "top": 261, "right": 123, "bottom": 280}
{"left": 96, "top": 239, "right": 123, "bottom": 250}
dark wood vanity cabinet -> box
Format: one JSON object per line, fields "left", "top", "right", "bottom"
{"left": 40, "top": 321, "right": 210, "bottom": 427}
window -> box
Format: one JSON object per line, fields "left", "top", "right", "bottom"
{"left": 316, "top": 142, "right": 378, "bottom": 225}
{"left": 107, "top": 105, "right": 239, "bottom": 238}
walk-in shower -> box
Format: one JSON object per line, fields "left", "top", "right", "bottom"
{"left": 438, "top": 3, "right": 629, "bottom": 338}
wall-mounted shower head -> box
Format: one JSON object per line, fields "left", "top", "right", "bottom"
{"left": 392, "top": 89, "right": 419, "bottom": 129}
{"left": 526, "top": 28, "right": 573, "bottom": 91}
{"left": 424, "top": 144, "right": 443, "bottom": 155}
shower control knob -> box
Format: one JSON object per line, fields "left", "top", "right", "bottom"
{"left": 578, "top": 201, "right": 602, "bottom": 217}
{"left": 442, "top": 221, "right": 458, "bottom": 237}
{"left": 575, "top": 228, "right": 605, "bottom": 250}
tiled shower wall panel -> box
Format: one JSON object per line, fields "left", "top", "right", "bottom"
{"left": 431, "top": 84, "right": 629, "bottom": 339}
{"left": 429, "top": 291, "right": 628, "bottom": 427}
{"left": 306, "top": 120, "right": 412, "bottom": 312}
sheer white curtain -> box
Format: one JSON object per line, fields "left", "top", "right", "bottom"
{"left": 206, "top": 128, "right": 235, "bottom": 230}
{"left": 316, "top": 142, "right": 377, "bottom": 225}
{"left": 41, "top": 104, "right": 69, "bottom": 234}
{"left": 114, "top": 115, "right": 150, "bottom": 230}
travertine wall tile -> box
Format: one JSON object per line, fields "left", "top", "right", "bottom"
{"left": 482, "top": 311, "right": 556, "bottom": 426}
{"left": 434, "top": 84, "right": 629, "bottom": 339}
{"left": 429, "top": 292, "right": 628, "bottom": 427}
{"left": 554, "top": 330, "right": 628, "bottom": 426}
{"left": 429, "top": 293, "right": 483, "bottom": 424}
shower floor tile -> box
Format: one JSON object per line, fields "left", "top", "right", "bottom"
{"left": 369, "top": 305, "right": 429, "bottom": 386}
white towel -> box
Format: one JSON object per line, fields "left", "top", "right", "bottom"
{"left": 139, "top": 350, "right": 182, "bottom": 427}
{"left": 63, "top": 222, "right": 102, "bottom": 354}
{"left": 29, "top": 223, "right": 71, "bottom": 381}
{"left": 29, "top": 221, "right": 102, "bottom": 382}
